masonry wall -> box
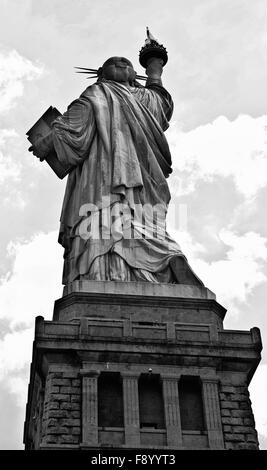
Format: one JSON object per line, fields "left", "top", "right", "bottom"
{"left": 41, "top": 370, "right": 81, "bottom": 447}
{"left": 25, "top": 364, "right": 260, "bottom": 450}
{"left": 219, "top": 383, "right": 259, "bottom": 450}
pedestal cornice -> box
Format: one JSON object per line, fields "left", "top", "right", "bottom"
{"left": 53, "top": 281, "right": 226, "bottom": 325}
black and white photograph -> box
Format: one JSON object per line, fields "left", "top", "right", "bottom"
{"left": 0, "top": 0, "right": 266, "bottom": 454}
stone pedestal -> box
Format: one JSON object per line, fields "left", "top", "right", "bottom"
{"left": 24, "top": 281, "right": 262, "bottom": 450}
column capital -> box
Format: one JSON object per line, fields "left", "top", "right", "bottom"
{"left": 201, "top": 376, "right": 220, "bottom": 384}
{"left": 161, "top": 374, "right": 181, "bottom": 382}
{"left": 121, "top": 371, "right": 140, "bottom": 379}
{"left": 79, "top": 370, "right": 100, "bottom": 378}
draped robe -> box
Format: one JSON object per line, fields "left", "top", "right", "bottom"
{"left": 50, "top": 79, "right": 203, "bottom": 285}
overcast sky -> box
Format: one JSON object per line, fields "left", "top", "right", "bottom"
{"left": 0, "top": 0, "right": 267, "bottom": 450}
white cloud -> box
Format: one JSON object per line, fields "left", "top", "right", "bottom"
{"left": 0, "top": 129, "right": 21, "bottom": 184}
{"left": 0, "top": 231, "right": 63, "bottom": 416}
{"left": 167, "top": 114, "right": 267, "bottom": 198}
{"left": 2, "top": 190, "right": 26, "bottom": 210}
{"left": 169, "top": 227, "right": 267, "bottom": 314}
{"left": 195, "top": 230, "right": 267, "bottom": 308}
{"left": 0, "top": 48, "right": 44, "bottom": 187}
{"left": 0, "top": 327, "right": 33, "bottom": 410}
{"left": 5, "top": 376, "right": 29, "bottom": 408}
{"left": 0, "top": 48, "right": 44, "bottom": 114}
{"left": 0, "top": 231, "right": 63, "bottom": 327}
{"left": 0, "top": 328, "right": 33, "bottom": 382}
{"left": 167, "top": 227, "right": 207, "bottom": 259}
{"left": 220, "top": 230, "right": 267, "bottom": 263}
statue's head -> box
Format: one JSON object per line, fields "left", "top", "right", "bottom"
{"left": 98, "top": 57, "right": 136, "bottom": 86}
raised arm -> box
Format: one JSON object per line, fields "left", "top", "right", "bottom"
{"left": 145, "top": 57, "right": 164, "bottom": 87}
{"left": 134, "top": 57, "right": 173, "bottom": 128}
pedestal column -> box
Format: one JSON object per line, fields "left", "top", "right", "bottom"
{"left": 122, "top": 372, "right": 140, "bottom": 447}
{"left": 162, "top": 375, "right": 183, "bottom": 447}
{"left": 202, "top": 378, "right": 224, "bottom": 449}
{"left": 80, "top": 371, "right": 99, "bottom": 446}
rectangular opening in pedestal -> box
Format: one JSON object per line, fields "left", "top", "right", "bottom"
{"left": 179, "top": 376, "right": 205, "bottom": 431}
{"left": 98, "top": 372, "right": 124, "bottom": 427}
{"left": 138, "top": 373, "right": 165, "bottom": 430}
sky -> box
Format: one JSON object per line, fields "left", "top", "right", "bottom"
{"left": 0, "top": 0, "right": 267, "bottom": 449}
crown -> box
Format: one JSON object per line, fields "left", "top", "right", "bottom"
{"left": 139, "top": 27, "right": 168, "bottom": 69}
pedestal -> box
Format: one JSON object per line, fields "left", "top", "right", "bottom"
{"left": 24, "top": 281, "right": 262, "bottom": 450}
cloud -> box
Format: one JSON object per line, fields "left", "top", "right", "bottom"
{"left": 166, "top": 0, "right": 267, "bottom": 128}
{"left": 0, "top": 129, "right": 21, "bottom": 184}
{"left": 0, "top": 329, "right": 33, "bottom": 383}
{"left": 0, "top": 231, "right": 63, "bottom": 327}
{"left": 0, "top": 48, "right": 44, "bottom": 114}
{"left": 195, "top": 230, "right": 267, "bottom": 308}
{"left": 168, "top": 227, "right": 267, "bottom": 315}
{"left": 167, "top": 114, "right": 267, "bottom": 198}
{"left": 0, "top": 383, "right": 26, "bottom": 449}
{"left": 6, "top": 375, "right": 29, "bottom": 408}
{"left": 0, "top": 48, "right": 44, "bottom": 188}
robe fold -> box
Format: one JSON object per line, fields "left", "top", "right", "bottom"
{"left": 50, "top": 79, "right": 203, "bottom": 285}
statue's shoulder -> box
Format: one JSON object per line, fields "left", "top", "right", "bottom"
{"left": 81, "top": 83, "right": 101, "bottom": 97}
{"left": 77, "top": 83, "right": 108, "bottom": 105}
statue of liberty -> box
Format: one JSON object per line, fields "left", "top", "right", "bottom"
{"left": 28, "top": 29, "right": 203, "bottom": 287}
